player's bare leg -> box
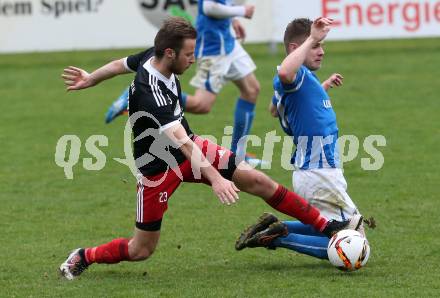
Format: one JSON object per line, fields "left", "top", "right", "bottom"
{"left": 232, "top": 162, "right": 278, "bottom": 198}
{"left": 232, "top": 73, "right": 260, "bottom": 106}
{"left": 59, "top": 228, "right": 160, "bottom": 280}
{"left": 128, "top": 228, "right": 160, "bottom": 261}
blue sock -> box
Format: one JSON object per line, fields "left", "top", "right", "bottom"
{"left": 270, "top": 221, "right": 329, "bottom": 260}
{"left": 231, "top": 98, "right": 255, "bottom": 157}
{"left": 272, "top": 232, "right": 329, "bottom": 260}
{"left": 283, "top": 221, "right": 324, "bottom": 237}
{"left": 180, "top": 92, "right": 188, "bottom": 110}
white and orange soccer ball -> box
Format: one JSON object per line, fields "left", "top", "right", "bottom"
{"left": 327, "top": 229, "right": 370, "bottom": 271}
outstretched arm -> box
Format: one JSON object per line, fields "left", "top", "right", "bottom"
{"left": 62, "top": 58, "right": 129, "bottom": 91}
{"left": 278, "top": 17, "right": 333, "bottom": 85}
{"left": 203, "top": 1, "right": 254, "bottom": 19}
{"left": 322, "top": 73, "right": 343, "bottom": 91}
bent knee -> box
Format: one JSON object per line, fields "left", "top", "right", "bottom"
{"left": 241, "top": 83, "right": 260, "bottom": 102}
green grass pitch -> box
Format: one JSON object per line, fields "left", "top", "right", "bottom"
{"left": 1, "top": 38, "right": 439, "bottom": 297}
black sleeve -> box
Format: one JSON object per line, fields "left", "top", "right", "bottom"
{"left": 126, "top": 47, "right": 155, "bottom": 72}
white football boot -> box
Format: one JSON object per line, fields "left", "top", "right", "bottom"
{"left": 59, "top": 248, "right": 88, "bottom": 280}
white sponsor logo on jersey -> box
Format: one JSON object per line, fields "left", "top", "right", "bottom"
{"left": 323, "top": 99, "right": 332, "bottom": 108}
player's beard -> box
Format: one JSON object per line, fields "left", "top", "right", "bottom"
{"left": 171, "top": 66, "right": 184, "bottom": 75}
{"left": 169, "top": 58, "right": 186, "bottom": 75}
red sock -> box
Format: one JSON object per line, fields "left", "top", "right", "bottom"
{"left": 266, "top": 185, "right": 328, "bottom": 232}
{"left": 85, "top": 238, "right": 130, "bottom": 265}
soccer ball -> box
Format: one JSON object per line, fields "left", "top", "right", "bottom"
{"left": 327, "top": 229, "right": 370, "bottom": 271}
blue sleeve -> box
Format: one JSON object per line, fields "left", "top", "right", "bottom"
{"left": 272, "top": 75, "right": 284, "bottom": 108}
{"left": 279, "top": 66, "right": 306, "bottom": 93}
{"left": 272, "top": 75, "right": 281, "bottom": 105}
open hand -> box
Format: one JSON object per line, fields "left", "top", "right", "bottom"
{"left": 62, "top": 66, "right": 94, "bottom": 91}
{"left": 325, "top": 73, "right": 343, "bottom": 89}
{"left": 212, "top": 178, "right": 240, "bottom": 205}
{"left": 310, "top": 17, "right": 333, "bottom": 43}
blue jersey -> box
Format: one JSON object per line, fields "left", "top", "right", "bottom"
{"left": 272, "top": 65, "right": 340, "bottom": 170}
{"left": 195, "top": 0, "right": 235, "bottom": 57}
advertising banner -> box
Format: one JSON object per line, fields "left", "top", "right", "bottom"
{"left": 1, "top": 0, "right": 439, "bottom": 53}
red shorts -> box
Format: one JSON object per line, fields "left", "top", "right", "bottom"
{"left": 135, "top": 136, "right": 236, "bottom": 231}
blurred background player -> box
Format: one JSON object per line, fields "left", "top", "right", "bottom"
{"left": 235, "top": 17, "right": 374, "bottom": 258}
{"left": 105, "top": 0, "right": 264, "bottom": 165}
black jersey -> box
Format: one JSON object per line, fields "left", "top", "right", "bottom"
{"left": 126, "top": 49, "right": 193, "bottom": 176}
